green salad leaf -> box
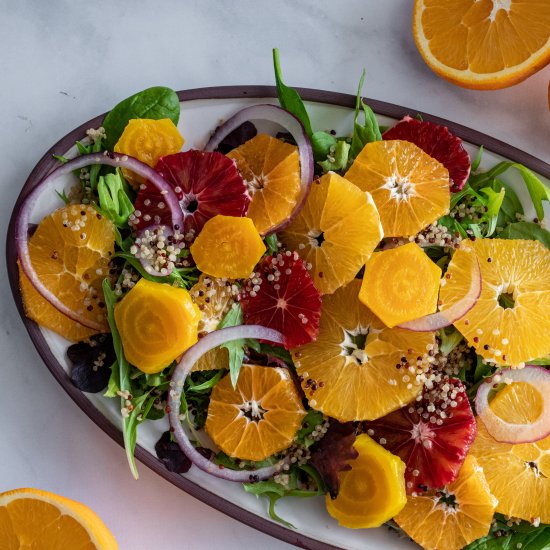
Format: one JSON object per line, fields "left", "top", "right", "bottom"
{"left": 319, "top": 140, "right": 351, "bottom": 173}
{"left": 349, "top": 70, "right": 382, "bottom": 163}
{"left": 97, "top": 168, "right": 134, "bottom": 228}
{"left": 311, "top": 131, "right": 338, "bottom": 161}
{"left": 102, "top": 86, "right": 180, "bottom": 151}
{"left": 493, "top": 179, "right": 524, "bottom": 227}
{"left": 500, "top": 221, "right": 550, "bottom": 249}
{"left": 273, "top": 48, "right": 313, "bottom": 137}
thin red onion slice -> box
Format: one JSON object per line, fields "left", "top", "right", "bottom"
{"left": 205, "top": 104, "right": 314, "bottom": 235}
{"left": 168, "top": 325, "right": 286, "bottom": 482}
{"left": 476, "top": 366, "right": 550, "bottom": 444}
{"left": 16, "top": 152, "right": 183, "bottom": 330}
{"left": 398, "top": 257, "right": 481, "bottom": 332}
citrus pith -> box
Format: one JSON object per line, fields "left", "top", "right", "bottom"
{"left": 281, "top": 172, "right": 382, "bottom": 295}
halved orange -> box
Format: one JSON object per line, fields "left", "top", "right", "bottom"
{"left": 205, "top": 364, "right": 306, "bottom": 461}
{"left": 413, "top": 0, "right": 550, "bottom": 90}
{"left": 281, "top": 171, "right": 383, "bottom": 295}
{"left": 0, "top": 487, "right": 118, "bottom": 549}
{"left": 395, "top": 455, "right": 497, "bottom": 550}
{"left": 345, "top": 140, "right": 450, "bottom": 238}
{"left": 292, "top": 280, "right": 435, "bottom": 421}
{"left": 471, "top": 420, "right": 550, "bottom": 523}
{"left": 227, "top": 134, "right": 301, "bottom": 235}
{"left": 440, "top": 239, "right": 550, "bottom": 366}
{"left": 19, "top": 205, "right": 115, "bottom": 340}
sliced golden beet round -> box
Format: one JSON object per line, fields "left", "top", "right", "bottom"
{"left": 190, "top": 215, "right": 266, "bottom": 279}
{"left": 359, "top": 242, "right": 441, "bottom": 328}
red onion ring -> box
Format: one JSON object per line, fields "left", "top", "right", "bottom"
{"left": 476, "top": 366, "right": 550, "bottom": 444}
{"left": 16, "top": 152, "right": 183, "bottom": 330}
{"left": 168, "top": 324, "right": 286, "bottom": 482}
{"left": 204, "top": 104, "right": 314, "bottom": 235}
{"left": 397, "top": 257, "right": 482, "bottom": 332}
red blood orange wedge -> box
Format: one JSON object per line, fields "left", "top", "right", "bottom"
{"left": 364, "top": 378, "right": 477, "bottom": 493}
{"left": 383, "top": 116, "right": 470, "bottom": 192}
{"left": 239, "top": 251, "right": 322, "bottom": 349}
{"left": 132, "top": 151, "right": 250, "bottom": 240}
{"left": 227, "top": 134, "right": 301, "bottom": 235}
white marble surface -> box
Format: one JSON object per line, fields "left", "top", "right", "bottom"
{"left": 0, "top": 1, "right": 549, "bottom": 549}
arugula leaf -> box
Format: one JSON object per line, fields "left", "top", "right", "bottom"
{"left": 102, "top": 279, "right": 140, "bottom": 479}
{"left": 295, "top": 409, "right": 325, "bottom": 449}
{"left": 265, "top": 233, "right": 279, "bottom": 255}
{"left": 471, "top": 145, "right": 484, "bottom": 172}
{"left": 438, "top": 327, "right": 464, "bottom": 355}
{"left": 500, "top": 222, "right": 550, "bottom": 249}
{"left": 480, "top": 186, "right": 505, "bottom": 236}
{"left": 493, "top": 179, "right": 524, "bottom": 227}
{"left": 217, "top": 303, "right": 251, "bottom": 388}
{"left": 259, "top": 343, "right": 294, "bottom": 366}
{"left": 319, "top": 140, "right": 351, "bottom": 173}
{"left": 349, "top": 70, "right": 382, "bottom": 162}
{"left": 272, "top": 48, "right": 313, "bottom": 136}
{"left": 102, "top": 86, "right": 180, "bottom": 151}
{"left": 311, "top": 131, "right": 337, "bottom": 162}
{"left": 56, "top": 189, "right": 70, "bottom": 205}
{"left": 97, "top": 168, "right": 134, "bottom": 227}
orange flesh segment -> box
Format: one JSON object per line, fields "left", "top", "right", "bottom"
{"left": 490, "top": 381, "right": 544, "bottom": 424}
{"left": 395, "top": 455, "right": 497, "bottom": 550}
{"left": 205, "top": 364, "right": 305, "bottom": 461}
{"left": 19, "top": 204, "right": 115, "bottom": 339}
{"left": 413, "top": 0, "right": 550, "bottom": 89}
{"left": 227, "top": 134, "right": 301, "bottom": 235}
{"left": 345, "top": 140, "right": 450, "bottom": 238}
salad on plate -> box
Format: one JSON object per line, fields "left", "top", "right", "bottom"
{"left": 14, "top": 50, "right": 550, "bottom": 550}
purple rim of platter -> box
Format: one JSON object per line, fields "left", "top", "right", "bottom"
{"left": 6, "top": 86, "right": 550, "bottom": 550}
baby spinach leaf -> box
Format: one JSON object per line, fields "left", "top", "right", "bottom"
{"left": 311, "top": 131, "right": 337, "bottom": 162}
{"left": 102, "top": 86, "right": 180, "bottom": 150}
{"left": 319, "top": 140, "right": 351, "bottom": 173}
{"left": 265, "top": 233, "right": 279, "bottom": 255}
{"left": 272, "top": 48, "right": 313, "bottom": 136}
{"left": 349, "top": 71, "right": 382, "bottom": 162}
{"left": 500, "top": 222, "right": 550, "bottom": 249}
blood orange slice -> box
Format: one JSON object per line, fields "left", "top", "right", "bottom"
{"left": 239, "top": 251, "right": 322, "bottom": 349}
{"left": 364, "top": 378, "right": 477, "bottom": 493}
{"left": 132, "top": 151, "right": 250, "bottom": 240}
{"left": 383, "top": 116, "right": 470, "bottom": 192}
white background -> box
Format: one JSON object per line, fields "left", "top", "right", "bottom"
{"left": 1, "top": 1, "right": 549, "bottom": 549}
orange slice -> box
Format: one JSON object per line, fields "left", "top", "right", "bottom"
{"left": 440, "top": 239, "right": 550, "bottom": 366}
{"left": 395, "top": 455, "right": 497, "bottom": 550}
{"left": 292, "top": 280, "right": 435, "bottom": 421}
{"left": 205, "top": 364, "right": 306, "bottom": 461}
{"left": 326, "top": 435, "right": 407, "bottom": 528}
{"left": 471, "top": 420, "right": 550, "bottom": 523}
{"left": 413, "top": 0, "right": 550, "bottom": 90}
{"left": 227, "top": 134, "right": 301, "bottom": 235}
{"left": 345, "top": 140, "right": 450, "bottom": 238}
{"left": 359, "top": 243, "right": 442, "bottom": 327}
{"left": 281, "top": 171, "right": 383, "bottom": 295}
{"left": 0, "top": 487, "right": 118, "bottom": 549}
{"left": 19, "top": 205, "right": 115, "bottom": 339}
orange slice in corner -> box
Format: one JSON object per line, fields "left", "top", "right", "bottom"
{"left": 227, "top": 134, "right": 301, "bottom": 235}
{"left": 205, "top": 364, "right": 306, "bottom": 461}
{"left": 413, "top": 0, "right": 550, "bottom": 90}
{"left": 395, "top": 455, "right": 497, "bottom": 550}
{"left": 0, "top": 487, "right": 118, "bottom": 549}
{"left": 19, "top": 204, "right": 115, "bottom": 341}
{"left": 345, "top": 140, "right": 450, "bottom": 238}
